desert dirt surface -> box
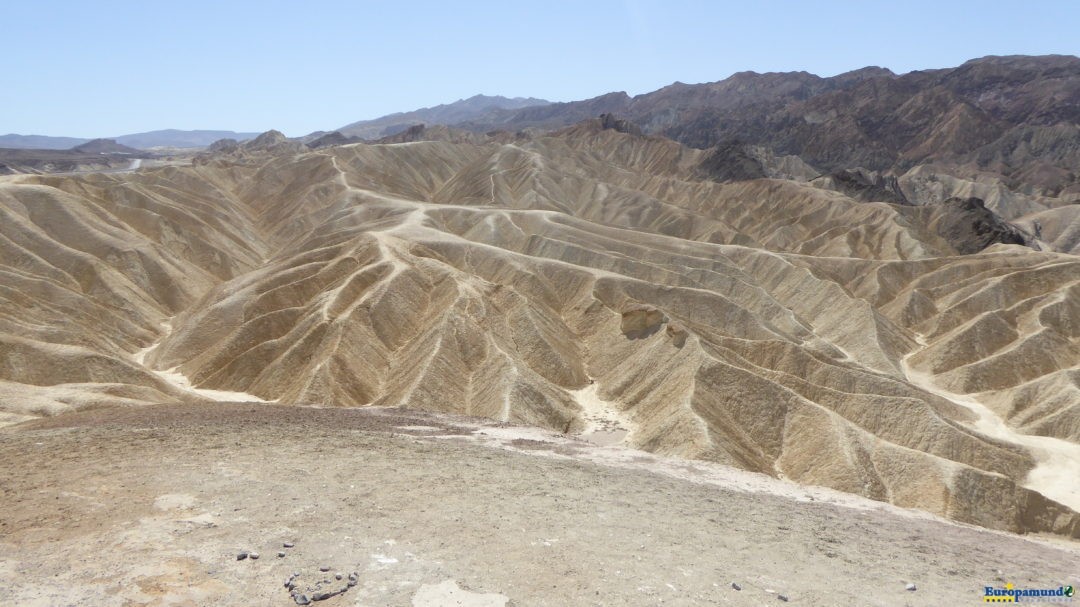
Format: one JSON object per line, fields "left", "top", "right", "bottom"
{"left": 1, "top": 403, "right": 1077, "bottom": 607}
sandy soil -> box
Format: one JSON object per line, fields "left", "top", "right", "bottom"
{"left": 569, "top": 383, "right": 631, "bottom": 446}
{"left": 1, "top": 403, "right": 1076, "bottom": 607}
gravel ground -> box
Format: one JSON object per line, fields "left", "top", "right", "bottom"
{"left": 1, "top": 403, "right": 1077, "bottom": 606}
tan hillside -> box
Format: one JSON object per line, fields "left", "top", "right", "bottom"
{"left": 1, "top": 126, "right": 1077, "bottom": 539}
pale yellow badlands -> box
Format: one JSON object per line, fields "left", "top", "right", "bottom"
{"left": 1, "top": 126, "right": 1077, "bottom": 538}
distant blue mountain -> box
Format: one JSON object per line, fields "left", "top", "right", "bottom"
{"left": 113, "top": 130, "right": 260, "bottom": 149}
{"left": 0, "top": 129, "right": 260, "bottom": 150}
{"left": 337, "top": 94, "right": 550, "bottom": 139}
{"left": 0, "top": 134, "right": 88, "bottom": 149}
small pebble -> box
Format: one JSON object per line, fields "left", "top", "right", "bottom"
{"left": 778, "top": 595, "right": 789, "bottom": 602}
{"left": 906, "top": 583, "right": 917, "bottom": 592}
{"left": 249, "top": 552, "right": 259, "bottom": 560}
{"left": 236, "top": 551, "right": 248, "bottom": 561}
{"left": 335, "top": 573, "right": 343, "bottom": 580}
{"left": 278, "top": 551, "right": 286, "bottom": 558}
{"left": 319, "top": 565, "right": 331, "bottom": 572}
{"left": 347, "top": 579, "right": 357, "bottom": 587}
{"left": 294, "top": 594, "right": 311, "bottom": 606}
{"left": 312, "top": 591, "right": 333, "bottom": 601}
{"left": 348, "top": 572, "right": 358, "bottom": 581}
{"left": 731, "top": 582, "right": 741, "bottom": 591}
{"left": 284, "top": 542, "right": 295, "bottom": 548}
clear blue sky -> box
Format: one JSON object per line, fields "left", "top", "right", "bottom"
{"left": 3, "top": 0, "right": 1077, "bottom": 137}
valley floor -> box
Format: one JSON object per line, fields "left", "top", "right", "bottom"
{"left": 1, "top": 403, "right": 1076, "bottom": 606}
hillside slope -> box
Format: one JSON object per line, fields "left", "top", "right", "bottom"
{"left": 0, "top": 126, "right": 1077, "bottom": 537}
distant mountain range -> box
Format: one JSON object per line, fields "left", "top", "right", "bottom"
{"left": 6, "top": 55, "right": 1077, "bottom": 199}
{"left": 448, "top": 55, "right": 1080, "bottom": 196}
{"left": 0, "top": 129, "right": 261, "bottom": 150}
{"left": 296, "top": 55, "right": 1079, "bottom": 199}
{"left": 0, "top": 96, "right": 550, "bottom": 150}
{"left": 336, "top": 94, "right": 549, "bottom": 139}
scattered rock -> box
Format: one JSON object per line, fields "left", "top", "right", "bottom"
{"left": 778, "top": 595, "right": 789, "bottom": 602}
{"left": 620, "top": 304, "right": 667, "bottom": 339}
{"left": 348, "top": 572, "right": 358, "bottom": 581}
{"left": 236, "top": 551, "right": 248, "bottom": 561}
{"left": 249, "top": 552, "right": 259, "bottom": 560}
{"left": 312, "top": 591, "right": 337, "bottom": 601}
{"left": 666, "top": 322, "right": 688, "bottom": 347}
{"left": 293, "top": 593, "right": 310, "bottom": 605}
{"left": 335, "top": 573, "right": 342, "bottom": 580}
{"left": 731, "top": 582, "right": 742, "bottom": 591}
{"left": 319, "top": 565, "right": 331, "bottom": 572}
{"left": 906, "top": 583, "right": 917, "bottom": 591}
{"left": 278, "top": 551, "right": 286, "bottom": 558}
{"left": 284, "top": 542, "right": 295, "bottom": 548}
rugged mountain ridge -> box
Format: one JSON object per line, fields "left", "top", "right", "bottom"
{"left": 448, "top": 55, "right": 1080, "bottom": 199}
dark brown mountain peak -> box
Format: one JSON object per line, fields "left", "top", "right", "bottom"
{"left": 908, "top": 196, "right": 1029, "bottom": 254}
{"left": 307, "top": 131, "right": 361, "bottom": 149}
{"left": 247, "top": 130, "right": 287, "bottom": 148}
{"left": 598, "top": 113, "right": 643, "bottom": 136}
{"left": 831, "top": 66, "right": 896, "bottom": 85}
{"left": 695, "top": 139, "right": 767, "bottom": 182}
{"left": 812, "top": 168, "right": 908, "bottom": 203}
{"left": 71, "top": 138, "right": 140, "bottom": 154}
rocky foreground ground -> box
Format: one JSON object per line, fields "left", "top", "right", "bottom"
{"left": 1, "top": 403, "right": 1076, "bottom": 606}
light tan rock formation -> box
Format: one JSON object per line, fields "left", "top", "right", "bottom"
{"left": 1, "top": 128, "right": 1077, "bottom": 536}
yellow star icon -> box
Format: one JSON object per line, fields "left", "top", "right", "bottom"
{"left": 1005, "top": 583, "right": 1015, "bottom": 590}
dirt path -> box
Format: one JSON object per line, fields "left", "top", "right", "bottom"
{"left": 900, "top": 339, "right": 1080, "bottom": 511}
{"left": 1, "top": 404, "right": 1076, "bottom": 606}
{"left": 133, "top": 321, "right": 271, "bottom": 403}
